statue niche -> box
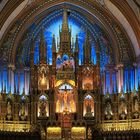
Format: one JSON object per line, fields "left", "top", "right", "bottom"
{"left": 38, "top": 65, "right": 49, "bottom": 90}
{"left": 82, "top": 77, "right": 93, "bottom": 90}
{"left": 119, "top": 98, "right": 127, "bottom": 120}
{"left": 20, "top": 99, "right": 27, "bottom": 121}
{"left": 55, "top": 84, "right": 76, "bottom": 113}
{"left": 104, "top": 101, "right": 113, "bottom": 120}
{"left": 133, "top": 96, "right": 139, "bottom": 112}
{"left": 83, "top": 95, "right": 94, "bottom": 117}
{"left": 132, "top": 96, "right": 139, "bottom": 119}
{"left": 38, "top": 95, "right": 49, "bottom": 117}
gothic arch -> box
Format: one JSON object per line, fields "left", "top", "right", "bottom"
{"left": 0, "top": 0, "right": 137, "bottom": 66}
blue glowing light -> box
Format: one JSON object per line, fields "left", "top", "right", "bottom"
{"left": 78, "top": 31, "right": 85, "bottom": 65}
{"left": 124, "top": 68, "right": 129, "bottom": 93}
{"left": 34, "top": 41, "right": 40, "bottom": 64}
{"left": 19, "top": 73, "right": 24, "bottom": 95}
{"left": 91, "top": 43, "right": 96, "bottom": 65}
{"left": 14, "top": 72, "right": 18, "bottom": 93}
{"left": 130, "top": 68, "right": 135, "bottom": 91}
{"left": 112, "top": 72, "right": 117, "bottom": 93}
{"left": 106, "top": 71, "right": 110, "bottom": 94}
{"left": 3, "top": 68, "right": 8, "bottom": 93}
{"left": 136, "top": 67, "right": 140, "bottom": 90}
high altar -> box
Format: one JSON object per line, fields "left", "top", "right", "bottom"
{"left": 0, "top": 4, "right": 140, "bottom": 139}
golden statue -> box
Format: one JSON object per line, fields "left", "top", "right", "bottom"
{"left": 56, "top": 99, "right": 61, "bottom": 113}
{"left": 7, "top": 101, "right": 12, "bottom": 115}
{"left": 134, "top": 98, "right": 139, "bottom": 112}
{"left": 21, "top": 102, "right": 25, "bottom": 116}
{"left": 70, "top": 99, "right": 75, "bottom": 112}
{"left": 105, "top": 102, "right": 112, "bottom": 115}
{"left": 39, "top": 99, "right": 46, "bottom": 117}
{"left": 119, "top": 100, "right": 126, "bottom": 114}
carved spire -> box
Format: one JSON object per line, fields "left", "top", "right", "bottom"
{"left": 84, "top": 31, "right": 91, "bottom": 64}
{"left": 39, "top": 28, "right": 47, "bottom": 64}
{"left": 75, "top": 34, "right": 79, "bottom": 67}
{"left": 52, "top": 34, "right": 57, "bottom": 68}
{"left": 62, "top": 9, "right": 69, "bottom": 32}
{"left": 52, "top": 34, "right": 56, "bottom": 53}
{"left": 59, "top": 9, "right": 71, "bottom": 54}
{"left": 75, "top": 34, "right": 79, "bottom": 53}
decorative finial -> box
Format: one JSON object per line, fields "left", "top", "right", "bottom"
{"left": 52, "top": 34, "right": 56, "bottom": 52}
{"left": 75, "top": 34, "right": 79, "bottom": 52}
{"left": 62, "top": 9, "right": 69, "bottom": 31}
{"left": 39, "top": 27, "right": 47, "bottom": 64}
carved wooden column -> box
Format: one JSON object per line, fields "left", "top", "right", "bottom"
{"left": 14, "top": 94, "right": 19, "bottom": 121}
{"left": 98, "top": 92, "right": 101, "bottom": 123}
{"left": 17, "top": 71, "right": 20, "bottom": 94}
{"left": 31, "top": 92, "right": 37, "bottom": 125}
{"left": 133, "top": 63, "right": 138, "bottom": 90}
{"left": 24, "top": 68, "right": 30, "bottom": 95}
{"left": 103, "top": 71, "right": 106, "bottom": 94}
{"left": 95, "top": 90, "right": 101, "bottom": 123}
{"left": 0, "top": 94, "right": 2, "bottom": 120}
{"left": 49, "top": 90, "right": 55, "bottom": 120}
{"left": 78, "top": 90, "right": 83, "bottom": 120}
{"left": 8, "top": 64, "right": 15, "bottom": 93}
{"left": 116, "top": 63, "right": 124, "bottom": 93}
{"left": 0, "top": 68, "right": 2, "bottom": 92}
{"left": 1, "top": 94, "right": 5, "bottom": 120}
{"left": 110, "top": 69, "right": 113, "bottom": 94}
{"left": 27, "top": 98, "right": 30, "bottom": 121}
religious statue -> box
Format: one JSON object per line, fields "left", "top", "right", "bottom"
{"left": 21, "top": 102, "right": 25, "bottom": 116}
{"left": 133, "top": 97, "right": 139, "bottom": 119}
{"left": 40, "top": 73, "right": 46, "bottom": 85}
{"left": 7, "top": 101, "right": 12, "bottom": 120}
{"left": 86, "top": 103, "right": 92, "bottom": 113}
{"left": 105, "top": 102, "right": 112, "bottom": 115}
{"left": 119, "top": 100, "right": 127, "bottom": 114}
{"left": 70, "top": 99, "right": 75, "bottom": 112}
{"left": 39, "top": 99, "right": 46, "bottom": 117}
{"left": 85, "top": 102, "right": 93, "bottom": 117}
{"left": 7, "top": 101, "right": 12, "bottom": 115}
{"left": 134, "top": 97, "right": 139, "bottom": 112}
{"left": 20, "top": 102, "right": 26, "bottom": 120}
{"left": 56, "top": 99, "right": 61, "bottom": 113}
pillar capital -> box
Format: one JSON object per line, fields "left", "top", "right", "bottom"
{"left": 8, "top": 63, "right": 15, "bottom": 70}
{"left": 24, "top": 67, "right": 30, "bottom": 71}
{"left": 116, "top": 63, "right": 124, "bottom": 69}
{"left": 133, "top": 62, "right": 137, "bottom": 67}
